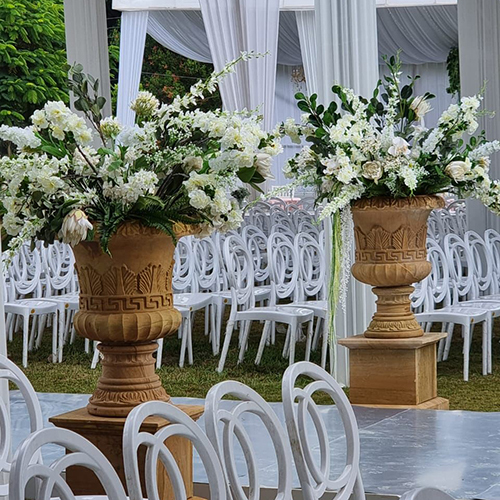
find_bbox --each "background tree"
[0,0,69,127]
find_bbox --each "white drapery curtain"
[315,0,379,385]
[116,11,149,126]
[295,11,317,95]
[199,0,280,132]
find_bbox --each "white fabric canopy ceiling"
[113,0,456,11]
[144,7,457,67]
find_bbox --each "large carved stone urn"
[73,222,185,417]
[351,195,444,339]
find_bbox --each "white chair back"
[425,239,452,310]
[173,236,194,293]
[295,233,326,300]
[205,381,293,500]
[123,401,226,500]
[241,225,270,285]
[465,230,496,296]
[223,234,256,309]
[268,232,300,302]
[443,234,478,302]
[9,427,127,500]
[0,354,44,496]
[282,362,365,500]
[192,237,220,293]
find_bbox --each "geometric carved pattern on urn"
[351,195,445,339]
[73,222,185,417]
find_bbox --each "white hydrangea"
[0,125,41,150]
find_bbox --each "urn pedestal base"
[50,405,205,500]
[339,332,449,409]
[364,286,424,339]
[88,342,170,417]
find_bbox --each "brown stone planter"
[73,222,186,417]
[351,195,445,339]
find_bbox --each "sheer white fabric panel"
[295,11,318,94]
[315,0,379,384]
[378,5,457,64]
[272,65,307,188]
[278,12,303,66]
[116,11,149,126]
[459,0,500,234]
[147,11,211,63]
[239,0,280,130]
[199,0,246,112]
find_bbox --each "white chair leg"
[156,338,164,370]
[443,323,455,361]
[217,320,235,373]
[311,317,322,351]
[238,320,252,364]
[90,342,100,369]
[52,312,59,363]
[179,318,189,368]
[463,323,470,382]
[58,308,65,363]
[84,338,90,354]
[482,320,488,376]
[22,314,29,368]
[255,321,271,365]
[488,317,493,374]
[289,318,298,366]
[282,325,291,358]
[187,315,193,365]
[305,320,314,362]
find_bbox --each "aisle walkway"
[10,392,500,499]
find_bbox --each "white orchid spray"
[276,52,500,348]
[0,53,281,254]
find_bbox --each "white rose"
[445,160,471,182]
[410,97,432,122]
[388,137,410,157]
[183,156,203,172]
[362,161,383,184]
[188,189,210,210]
[59,209,93,246]
[254,153,274,180]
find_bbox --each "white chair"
[40,243,79,363]
[0,354,44,497]
[122,401,226,500]
[205,380,293,500]
[9,427,127,500]
[400,487,455,500]
[415,240,490,381]
[282,361,365,500]
[281,233,329,370]
[4,249,59,367]
[217,234,314,372]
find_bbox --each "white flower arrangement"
[275,53,500,339]
[0,54,281,253]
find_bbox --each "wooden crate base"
[339,333,448,409]
[50,404,204,500]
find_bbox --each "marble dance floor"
[10,391,500,500]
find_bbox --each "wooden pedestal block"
[50,405,204,500]
[339,332,449,409]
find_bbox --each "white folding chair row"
[427,201,467,243]
[217,233,314,372]
[414,238,491,381]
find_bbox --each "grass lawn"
[7,314,500,411]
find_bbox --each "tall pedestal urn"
[72,222,183,417]
[339,195,449,410]
[351,195,445,339]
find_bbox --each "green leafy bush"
[0,0,69,127]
